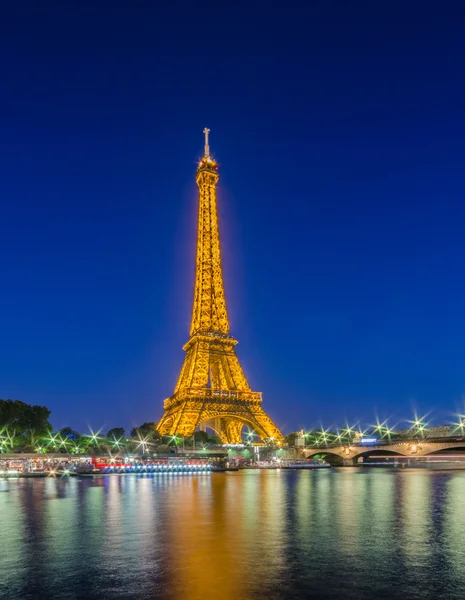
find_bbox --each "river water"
[1,468,465,600]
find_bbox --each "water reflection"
[1,470,465,600]
[401,471,432,567]
[164,474,248,600]
[0,481,25,597]
[445,475,465,587]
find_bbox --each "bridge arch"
[304,450,344,466]
[422,444,465,456]
[352,448,408,462]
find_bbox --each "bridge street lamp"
[383,427,393,441]
[334,430,344,444]
[373,421,393,441]
[319,429,329,445]
[412,420,427,438]
[342,425,356,442]
[456,417,465,434]
[374,422,386,435]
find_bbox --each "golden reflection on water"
[164,473,247,600]
[295,469,312,544]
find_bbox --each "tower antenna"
[203,127,210,157]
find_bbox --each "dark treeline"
[0,399,220,454]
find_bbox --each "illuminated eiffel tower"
[157,129,283,444]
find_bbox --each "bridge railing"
[309,435,465,449]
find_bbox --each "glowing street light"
[453,416,465,434]
[87,428,102,445]
[335,431,343,443]
[374,422,385,434]
[342,425,355,438]
[59,436,68,448]
[48,434,58,447]
[384,427,394,440]
[409,414,429,438]
[357,427,368,439]
[413,420,426,435]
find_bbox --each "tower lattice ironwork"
[157,129,283,444]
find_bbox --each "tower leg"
[225,420,244,444]
[248,407,282,441]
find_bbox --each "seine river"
[1,469,465,600]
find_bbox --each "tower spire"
[203,127,210,158]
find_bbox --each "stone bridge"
[303,437,465,466]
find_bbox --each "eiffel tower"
[157,129,283,444]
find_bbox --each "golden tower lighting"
[156,129,283,444]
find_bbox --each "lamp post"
[413,419,427,439]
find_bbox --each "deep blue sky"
[1,2,465,434]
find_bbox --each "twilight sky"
[1,2,465,434]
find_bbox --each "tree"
[284,432,299,447]
[207,433,222,445]
[193,431,209,444]
[130,422,161,442]
[0,399,51,447]
[59,427,81,441]
[107,427,125,440]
